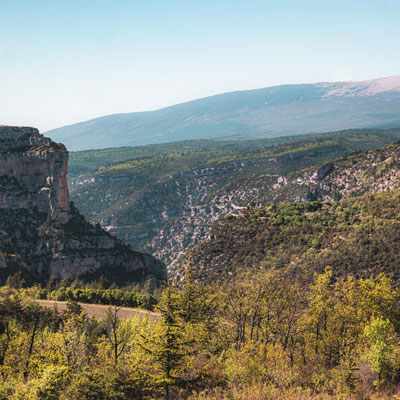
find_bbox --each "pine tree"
[180,254,198,324]
[139,282,187,400]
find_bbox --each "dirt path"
[36,299,159,320]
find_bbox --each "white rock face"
[322,76,400,97]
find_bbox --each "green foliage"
[3,266,400,398]
[364,317,400,386]
[5,272,26,289]
[69,128,400,252]
[139,283,189,399]
[61,369,139,400]
[13,366,71,400]
[192,189,400,284]
[36,286,157,310]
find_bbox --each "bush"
[13,366,71,400]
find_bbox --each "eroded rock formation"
[0,126,165,284]
[0,126,70,222]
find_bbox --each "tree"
[5,271,26,289]
[103,306,132,365]
[364,317,399,386]
[139,283,188,400]
[58,305,94,371]
[0,296,23,365]
[21,302,50,380]
[179,255,217,329]
[302,266,336,367]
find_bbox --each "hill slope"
[156,135,400,271]
[47,76,400,151]
[190,190,400,284]
[67,128,400,270]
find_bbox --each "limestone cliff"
[0,126,70,222]
[0,126,165,284]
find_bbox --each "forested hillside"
[68,128,400,270]
[191,190,400,283]
[68,133,349,178]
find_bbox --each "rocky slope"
[68,129,400,273]
[149,132,400,269]
[264,144,400,204]
[74,155,302,250]
[0,126,165,285]
[185,142,400,281]
[152,140,400,274]
[47,76,400,150]
[189,190,400,284]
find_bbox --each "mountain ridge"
[46,75,400,151]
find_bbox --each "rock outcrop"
[151,143,400,272]
[0,126,165,284]
[0,126,70,222]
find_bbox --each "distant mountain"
[46,76,400,151]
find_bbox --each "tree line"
[1,263,400,399]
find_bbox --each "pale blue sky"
[1,0,399,131]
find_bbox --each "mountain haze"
[47,76,400,151]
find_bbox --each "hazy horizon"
[45,74,400,132]
[1,0,400,131]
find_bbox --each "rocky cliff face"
[0,126,70,222]
[0,126,165,284]
[264,144,400,204]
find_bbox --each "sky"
[0,0,399,132]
